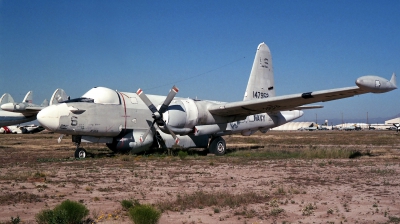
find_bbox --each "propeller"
[393,123,400,133]
[136,86,180,144]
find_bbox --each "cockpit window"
[60,97,94,103]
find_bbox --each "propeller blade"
[137,85,180,145]
[140,120,156,143]
[159,120,180,145]
[159,86,179,114]
[136,88,158,114]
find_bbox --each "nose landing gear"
[72,135,87,159]
[74,147,87,159]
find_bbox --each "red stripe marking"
[3,126,10,133]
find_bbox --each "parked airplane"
[389,123,400,132]
[0,124,44,134]
[22,124,45,134]
[36,42,397,158]
[0,89,68,126]
[299,123,318,131]
[343,124,362,131]
[0,125,24,134]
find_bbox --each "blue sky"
[1,0,399,123]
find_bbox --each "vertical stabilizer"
[243,42,275,101]
[23,91,33,103]
[50,89,69,105]
[0,93,14,105]
[41,99,49,107]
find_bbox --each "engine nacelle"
[162,99,200,135]
[160,99,244,135]
[1,102,26,111]
[106,131,153,154]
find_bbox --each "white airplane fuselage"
[38,88,303,153]
[36,42,396,157]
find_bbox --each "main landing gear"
[209,136,226,156]
[72,135,87,159]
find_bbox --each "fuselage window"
[60,97,94,103]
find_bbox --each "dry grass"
[157,190,272,211]
[0,130,400,223]
[0,192,42,205]
[226,130,399,146]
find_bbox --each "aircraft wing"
[23,105,47,112]
[208,74,397,117]
[0,103,44,114]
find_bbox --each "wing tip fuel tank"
[356,73,397,93]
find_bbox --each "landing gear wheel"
[209,137,226,156]
[74,148,87,159]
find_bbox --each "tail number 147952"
[253,91,269,99]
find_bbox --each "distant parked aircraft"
[0,89,68,126]
[299,123,318,131]
[387,123,400,132]
[0,124,44,134]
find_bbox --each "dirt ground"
[1,131,400,224]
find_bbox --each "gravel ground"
[0,131,400,223]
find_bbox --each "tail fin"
[0,93,14,105]
[390,72,397,88]
[243,42,275,101]
[50,89,69,105]
[23,91,33,103]
[41,99,49,107]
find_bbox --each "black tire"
[74,148,87,159]
[106,142,119,153]
[209,137,226,156]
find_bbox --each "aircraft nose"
[37,105,60,131]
